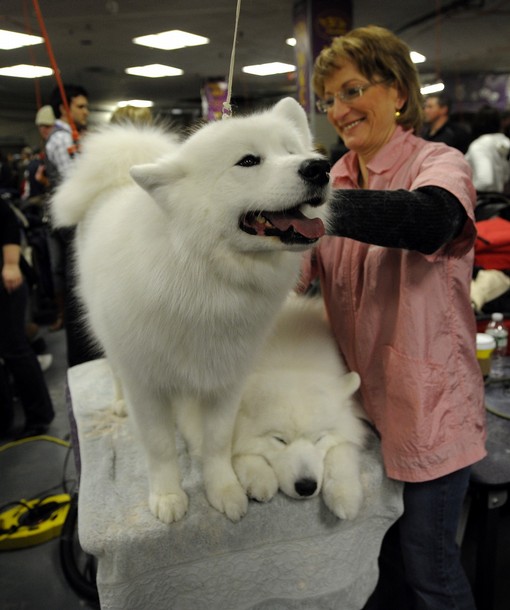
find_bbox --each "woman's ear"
[395,87,408,113]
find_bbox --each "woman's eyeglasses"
[315,82,379,113]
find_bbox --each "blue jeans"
[363,466,475,610]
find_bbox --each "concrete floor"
[0,324,509,610]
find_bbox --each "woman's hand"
[2,262,23,293]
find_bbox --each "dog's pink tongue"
[264,210,325,238]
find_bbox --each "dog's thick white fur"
[233,295,368,520]
[51,98,330,523]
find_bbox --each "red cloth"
[475,216,510,270]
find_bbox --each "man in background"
[421,93,472,153]
[45,84,101,367]
[45,84,89,184]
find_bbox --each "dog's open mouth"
[240,205,325,244]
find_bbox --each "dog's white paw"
[149,490,189,523]
[322,481,363,520]
[245,473,278,503]
[234,456,278,502]
[206,481,248,522]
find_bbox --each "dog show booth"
[70,359,404,610]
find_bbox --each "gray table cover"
[69,359,403,610]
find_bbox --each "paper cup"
[476,333,496,377]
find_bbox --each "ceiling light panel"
[117,99,154,107]
[0,64,53,78]
[125,64,184,78]
[420,82,445,95]
[410,51,426,64]
[133,30,209,50]
[0,29,43,50]
[242,62,296,76]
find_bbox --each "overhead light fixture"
[242,62,296,76]
[0,64,53,78]
[410,51,426,64]
[125,64,184,78]
[117,99,154,108]
[133,29,209,50]
[0,29,43,50]
[286,37,297,47]
[420,82,445,95]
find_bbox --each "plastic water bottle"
[485,312,508,378]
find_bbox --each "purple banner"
[201,78,228,122]
[293,0,352,113]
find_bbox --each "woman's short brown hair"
[313,25,423,133]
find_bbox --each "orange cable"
[31,0,80,144]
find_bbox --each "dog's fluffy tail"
[51,124,180,227]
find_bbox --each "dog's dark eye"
[273,435,287,445]
[236,154,261,167]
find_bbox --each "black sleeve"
[326,186,468,255]
[0,199,21,247]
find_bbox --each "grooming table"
[69,359,403,610]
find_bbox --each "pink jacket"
[302,127,486,482]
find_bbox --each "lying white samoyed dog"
[233,295,368,520]
[51,98,330,523]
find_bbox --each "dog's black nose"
[298,159,330,186]
[295,478,318,497]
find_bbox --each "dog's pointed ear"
[130,158,185,194]
[272,97,312,145]
[340,371,361,397]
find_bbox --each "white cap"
[35,105,56,126]
[476,333,496,349]
[491,312,504,321]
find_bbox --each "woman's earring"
[395,110,401,118]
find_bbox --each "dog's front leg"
[322,442,363,520]
[123,382,188,523]
[201,389,248,521]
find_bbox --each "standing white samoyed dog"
[51,98,330,523]
[233,295,368,520]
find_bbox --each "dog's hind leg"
[123,382,188,523]
[200,389,248,521]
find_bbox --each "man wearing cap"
[35,105,55,144]
[23,105,56,203]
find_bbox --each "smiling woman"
[300,25,485,610]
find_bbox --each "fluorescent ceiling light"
[0,64,53,78]
[125,64,183,78]
[286,37,297,47]
[410,51,426,64]
[242,62,296,76]
[420,82,445,95]
[117,99,154,108]
[0,29,43,50]
[133,29,209,50]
